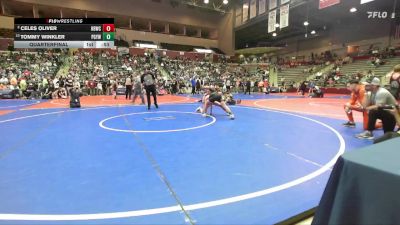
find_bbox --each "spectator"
[356,78,398,139]
[191,77,196,95]
[88,79,97,96]
[42,83,54,99]
[389,64,400,100]
[245,79,251,95]
[125,75,132,99]
[96,82,103,95]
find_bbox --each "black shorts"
[209,93,222,103]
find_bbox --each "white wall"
[116,28,218,49]
[13,0,222,29]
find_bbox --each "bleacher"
[277,65,315,85]
[339,57,400,81]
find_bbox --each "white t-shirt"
[125,77,132,86]
[0,77,8,84]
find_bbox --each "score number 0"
[102,24,115,32]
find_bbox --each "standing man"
[245,79,251,95]
[69,85,82,108]
[389,64,400,100]
[125,74,132,100]
[191,77,196,95]
[342,80,368,129]
[132,75,145,105]
[195,79,201,94]
[141,70,158,110]
[226,79,231,92]
[308,80,315,95]
[356,78,398,139]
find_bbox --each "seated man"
[58,87,68,99]
[356,78,398,139]
[224,91,241,105]
[343,80,368,128]
[309,86,324,98]
[42,84,54,99]
[196,86,235,120]
[69,85,82,108]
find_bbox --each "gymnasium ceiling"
[235,0,399,49]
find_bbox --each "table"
[312,138,400,225]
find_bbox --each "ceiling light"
[194,48,214,53]
[311,30,316,35]
[350,7,357,13]
[223,0,228,4]
[361,0,374,4]
[272,32,277,37]
[204,0,209,4]
[303,21,309,26]
[275,23,280,28]
[136,43,158,49]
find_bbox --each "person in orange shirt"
[343,80,368,129]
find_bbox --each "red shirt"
[88,80,96,89]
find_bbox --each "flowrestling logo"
[367,11,395,19]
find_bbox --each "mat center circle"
[98,111,216,133]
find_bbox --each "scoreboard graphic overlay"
[14,18,115,49]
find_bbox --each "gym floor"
[0,93,377,225]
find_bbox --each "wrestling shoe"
[202,113,207,117]
[195,106,202,113]
[355,130,374,139]
[342,121,356,127]
[229,114,235,120]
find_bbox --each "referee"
[141,69,158,110]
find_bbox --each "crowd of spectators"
[158,55,274,94]
[0,50,162,99]
[1,45,399,99]
[0,50,62,98]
